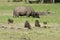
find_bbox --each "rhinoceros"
[13,6,39,18]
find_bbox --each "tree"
[41,0,44,3]
[53,0,55,3]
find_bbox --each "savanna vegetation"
[0,2,60,40]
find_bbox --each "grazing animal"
[32,12,40,18]
[35,20,40,27]
[8,19,13,24]
[13,6,40,18]
[24,21,31,29]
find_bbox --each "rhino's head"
[31,12,40,18]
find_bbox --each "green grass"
[0,27,60,40]
[0,3,60,23]
[0,2,60,40]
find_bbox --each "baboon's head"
[35,20,40,27]
[24,20,31,29]
[8,19,13,24]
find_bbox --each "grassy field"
[0,2,60,23]
[0,2,60,40]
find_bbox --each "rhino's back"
[14,7,27,13]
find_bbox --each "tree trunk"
[41,0,44,3]
[53,0,55,3]
[25,0,29,3]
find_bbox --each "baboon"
[43,26,47,28]
[24,21,31,29]
[8,19,13,24]
[43,21,47,28]
[35,20,40,27]
[43,21,47,25]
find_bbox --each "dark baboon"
[24,21,31,29]
[43,21,47,25]
[8,19,13,24]
[43,26,47,28]
[35,20,40,27]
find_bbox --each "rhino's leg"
[13,10,16,17]
[13,14,16,18]
[13,14,18,18]
[13,13,16,17]
[16,13,19,17]
[26,12,31,17]
[13,10,19,18]
[13,13,19,18]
